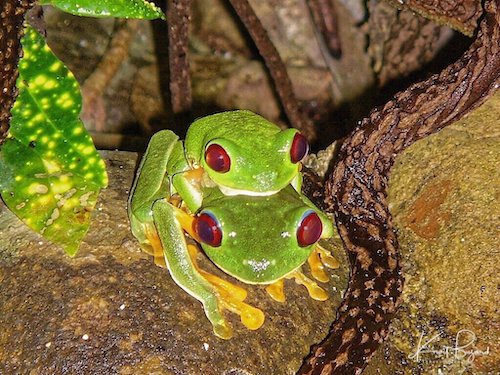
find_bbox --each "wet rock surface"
[0,151,348,375]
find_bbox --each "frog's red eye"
[205,144,230,173]
[290,133,309,163]
[194,212,222,247]
[297,211,322,247]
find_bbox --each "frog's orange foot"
[141,225,167,268]
[265,269,328,302]
[213,276,265,331]
[265,279,286,302]
[187,245,265,332]
[308,245,339,283]
[287,269,329,301]
[265,246,339,302]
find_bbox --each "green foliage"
[40,0,165,19]
[0,26,108,256]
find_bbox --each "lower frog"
[129,130,338,338]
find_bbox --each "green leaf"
[0,25,108,256]
[40,0,165,20]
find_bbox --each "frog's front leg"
[152,199,264,339]
[128,130,182,251]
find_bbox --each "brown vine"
[385,0,482,36]
[0,0,33,144]
[226,0,317,141]
[306,0,342,58]
[167,0,193,114]
[298,0,500,374]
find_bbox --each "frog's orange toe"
[308,248,329,283]
[240,305,265,330]
[265,279,286,302]
[317,245,340,269]
[288,269,329,301]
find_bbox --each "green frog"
[128,111,337,338]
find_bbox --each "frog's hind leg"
[152,199,264,338]
[128,129,183,268]
[152,199,232,339]
[186,245,265,331]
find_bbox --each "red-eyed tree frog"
[128,111,338,338]
[172,110,308,209]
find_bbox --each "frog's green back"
[185,110,281,158]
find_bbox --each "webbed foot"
[265,245,339,302]
[265,279,285,302]
[187,245,265,332]
[307,245,339,283]
[287,269,329,301]
[264,270,328,302]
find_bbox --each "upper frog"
[184,110,308,196]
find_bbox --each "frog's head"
[201,128,308,195]
[186,111,309,195]
[191,188,333,284]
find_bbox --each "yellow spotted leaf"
[39,0,165,20]
[0,25,108,256]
